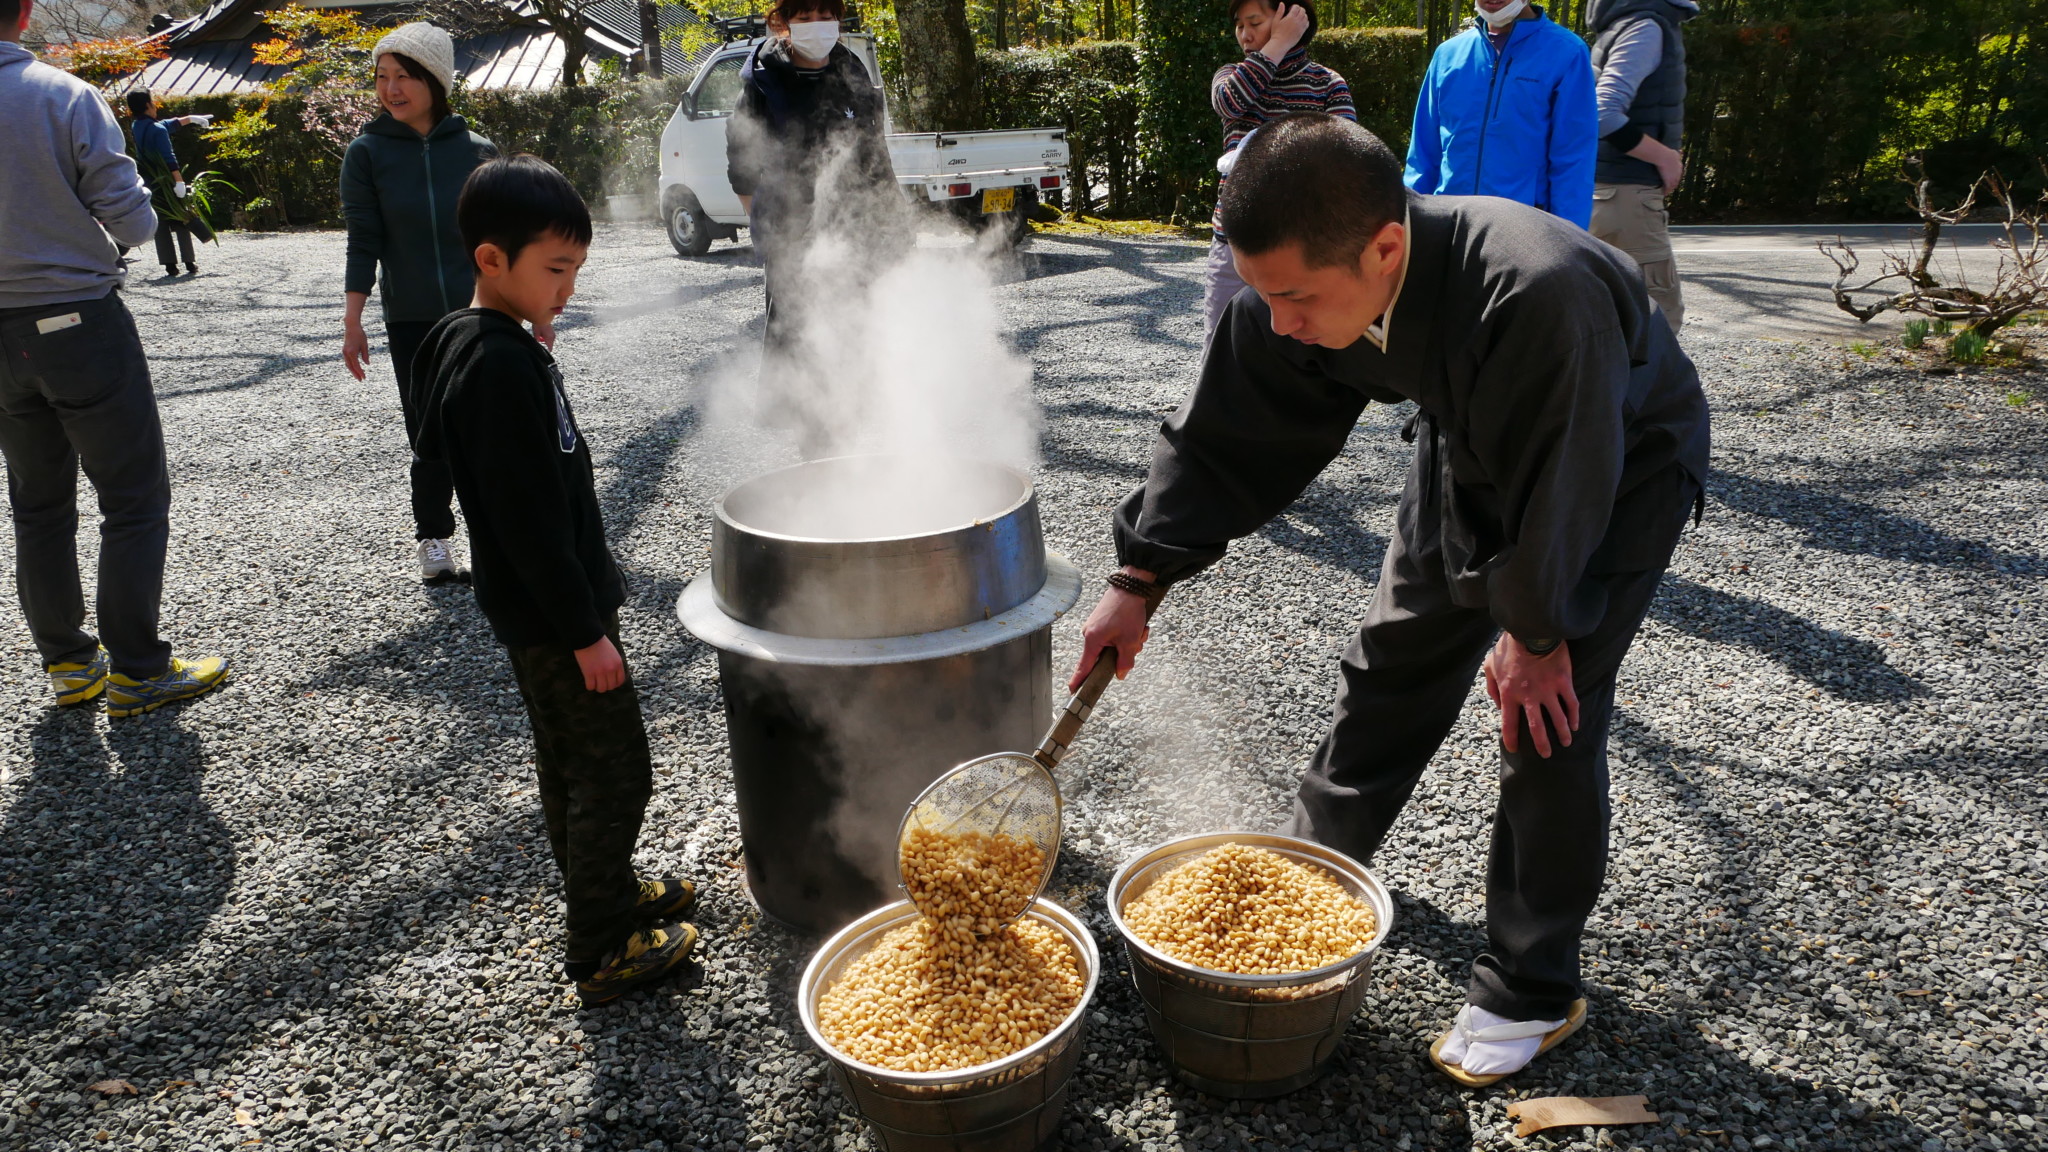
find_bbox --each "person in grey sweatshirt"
[0,0,229,715]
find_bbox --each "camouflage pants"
[505,618,654,965]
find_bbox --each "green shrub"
[1902,317,1929,348]
[1134,0,1237,222]
[980,42,1142,215]
[1951,329,1989,363]
[135,79,692,227]
[1310,27,1429,160]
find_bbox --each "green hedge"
[1312,27,1429,160]
[1681,16,2046,220]
[1135,0,1237,221]
[1680,17,1910,220]
[142,78,692,227]
[979,42,1142,215]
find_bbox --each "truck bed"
[886,128,1070,182]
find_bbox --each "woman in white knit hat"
[339,21,532,585]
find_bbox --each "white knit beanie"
[373,22,457,97]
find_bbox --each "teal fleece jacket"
[339,113,498,323]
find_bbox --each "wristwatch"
[1520,636,1562,657]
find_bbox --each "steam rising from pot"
[695,131,1042,505]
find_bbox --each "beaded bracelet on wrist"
[1106,571,1167,619]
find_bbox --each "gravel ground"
[1,223,2044,1152]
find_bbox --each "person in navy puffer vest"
[1587,0,1696,333]
[1403,1,1597,228]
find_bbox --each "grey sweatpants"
[1285,448,1688,1021]
[1202,236,1248,337]
[0,290,172,679]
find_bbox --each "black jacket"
[411,309,626,650]
[725,37,894,240]
[1115,193,1710,644]
[340,114,499,323]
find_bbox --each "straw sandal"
[1428,998,1588,1089]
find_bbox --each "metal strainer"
[897,650,1119,930]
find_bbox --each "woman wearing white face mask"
[725,0,896,387]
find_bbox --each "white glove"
[173,181,189,199]
[184,114,214,128]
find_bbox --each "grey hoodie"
[0,41,157,309]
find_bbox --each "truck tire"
[665,191,714,258]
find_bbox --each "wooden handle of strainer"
[1034,648,1116,771]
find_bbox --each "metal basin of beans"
[800,831,1097,1151]
[1107,832,1395,1099]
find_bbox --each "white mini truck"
[657,23,1071,256]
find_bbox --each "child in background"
[1206,0,1354,335]
[410,155,699,1006]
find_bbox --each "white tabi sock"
[1438,1005,1567,1076]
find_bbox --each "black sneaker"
[576,922,697,1006]
[635,876,697,922]
[185,263,198,276]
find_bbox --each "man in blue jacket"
[1404,1,1598,228]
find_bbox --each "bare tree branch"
[1823,161,2048,341]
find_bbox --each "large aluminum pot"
[679,456,1079,933]
[1106,832,1394,1099]
[799,899,1099,1152]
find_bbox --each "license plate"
[981,187,1016,214]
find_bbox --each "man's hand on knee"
[1482,635,1579,758]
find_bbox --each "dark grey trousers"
[386,320,457,541]
[1286,470,1684,1021]
[152,220,195,273]
[504,616,654,965]
[0,290,172,679]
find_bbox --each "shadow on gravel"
[1711,471,2044,576]
[1258,480,1392,584]
[0,709,234,1022]
[590,272,761,325]
[1008,235,1203,354]
[569,920,831,1152]
[1651,575,1926,702]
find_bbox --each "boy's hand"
[575,635,626,693]
[532,318,556,350]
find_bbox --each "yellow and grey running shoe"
[106,655,230,718]
[48,647,110,706]
[576,922,698,1006]
[634,877,698,923]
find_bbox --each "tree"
[528,0,601,86]
[42,35,165,83]
[894,0,981,131]
[26,0,156,48]
[1822,163,2048,341]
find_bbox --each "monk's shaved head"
[1220,113,1406,271]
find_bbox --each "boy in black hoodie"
[412,155,698,1006]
